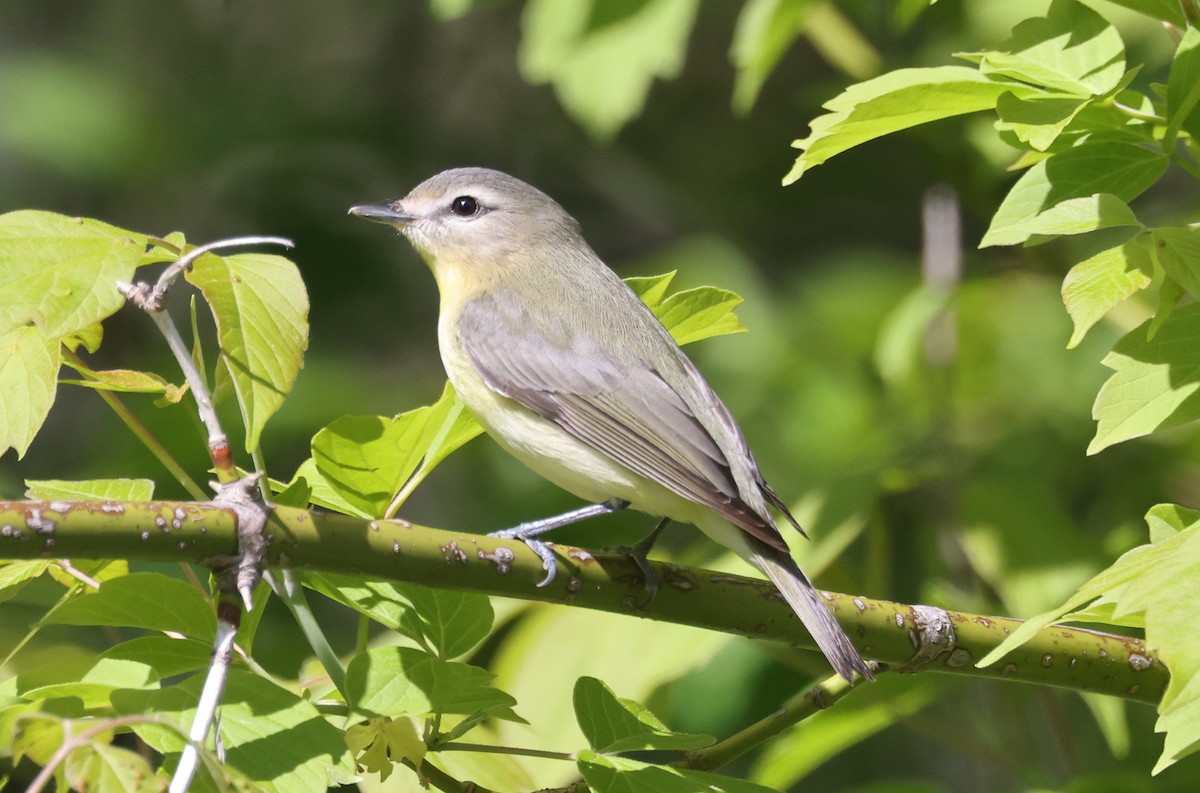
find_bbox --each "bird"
[350,167,872,683]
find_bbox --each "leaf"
[16,657,158,707]
[785,66,1032,183]
[973,0,1125,96]
[1061,235,1153,349]
[44,572,216,641]
[112,671,355,791]
[59,366,185,402]
[346,716,425,782]
[100,636,212,678]
[1101,0,1185,25]
[311,382,482,518]
[1152,227,1200,299]
[345,646,519,724]
[627,272,747,345]
[578,751,779,793]
[1022,193,1140,241]
[65,743,162,793]
[1089,305,1200,453]
[306,573,493,659]
[185,251,309,452]
[519,0,701,140]
[981,141,1167,248]
[993,92,1089,152]
[1166,26,1200,145]
[0,324,59,458]
[574,676,712,753]
[24,478,154,501]
[730,0,813,114]
[0,210,148,339]
[0,560,50,603]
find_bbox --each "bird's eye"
[450,195,480,217]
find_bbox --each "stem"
[437,741,576,761]
[61,348,207,500]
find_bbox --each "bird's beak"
[349,202,416,226]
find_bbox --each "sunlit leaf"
[575,676,712,753]
[24,478,154,501]
[1061,235,1153,349]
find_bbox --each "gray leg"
[622,517,672,604]
[490,499,629,587]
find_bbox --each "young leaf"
[0,325,59,458]
[24,478,154,501]
[1166,26,1200,145]
[574,676,713,753]
[44,572,216,641]
[185,251,309,452]
[1089,305,1200,453]
[1061,235,1153,349]
[981,141,1167,247]
[519,0,700,140]
[785,66,1032,183]
[345,646,519,723]
[578,751,779,793]
[974,0,1125,96]
[59,366,185,402]
[0,211,148,339]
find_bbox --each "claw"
[488,528,560,587]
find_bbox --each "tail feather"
[752,546,873,683]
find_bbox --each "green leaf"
[973,0,1125,96]
[1061,235,1153,349]
[0,210,148,339]
[574,676,712,753]
[1089,305,1200,453]
[24,478,154,501]
[993,92,1089,151]
[627,271,747,345]
[64,743,161,793]
[306,573,493,659]
[346,715,425,782]
[1022,193,1140,241]
[1152,227,1200,299]
[1166,26,1200,145]
[113,671,355,791]
[785,66,1031,183]
[0,324,59,458]
[730,0,813,115]
[44,572,216,641]
[981,141,1167,248]
[578,751,778,793]
[0,560,50,603]
[100,636,212,678]
[59,366,185,402]
[310,382,483,518]
[16,657,158,707]
[185,251,309,452]
[1101,0,1185,25]
[345,646,519,723]
[519,0,700,140]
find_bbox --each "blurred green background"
[2,1,1197,790]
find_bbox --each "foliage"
[2,0,1200,792]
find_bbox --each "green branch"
[0,500,1168,705]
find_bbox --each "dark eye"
[450,195,479,217]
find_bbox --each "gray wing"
[457,289,791,552]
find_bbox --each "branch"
[0,500,1167,705]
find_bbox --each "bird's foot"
[489,526,559,587]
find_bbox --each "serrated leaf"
[1166,26,1200,145]
[1089,305,1200,453]
[574,676,712,753]
[730,0,813,114]
[345,646,519,724]
[1061,236,1153,348]
[185,251,309,452]
[786,66,1032,183]
[113,671,355,790]
[45,572,216,641]
[994,92,1089,151]
[0,210,148,339]
[0,324,59,458]
[981,142,1167,248]
[579,751,779,793]
[311,382,482,518]
[975,0,1125,96]
[24,478,154,501]
[519,0,700,140]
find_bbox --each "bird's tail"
[752,545,874,683]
